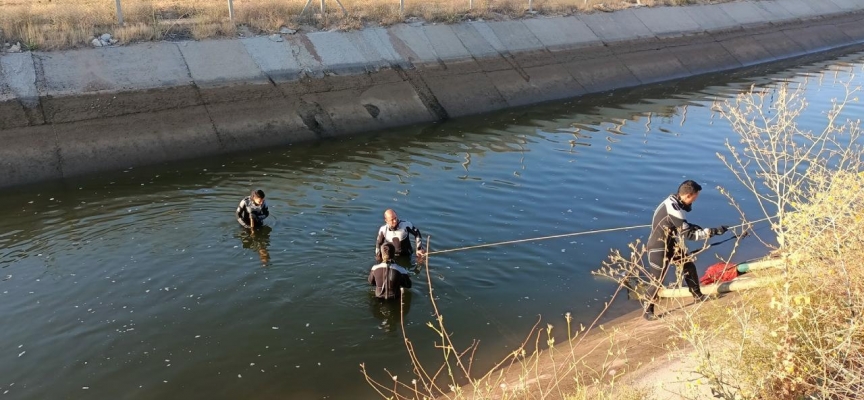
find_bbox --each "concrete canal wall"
[2,0,864,187]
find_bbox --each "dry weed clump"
[594,69,864,400]
[1,0,725,51]
[675,74,864,399]
[667,169,864,400]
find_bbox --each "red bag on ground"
[700,262,739,285]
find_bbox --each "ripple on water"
[2,51,863,400]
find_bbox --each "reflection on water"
[237,226,272,266]
[1,51,863,399]
[369,291,414,333]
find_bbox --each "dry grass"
[694,75,864,400]
[1,0,722,51]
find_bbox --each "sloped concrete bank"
[2,0,864,188]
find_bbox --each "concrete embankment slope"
[2,0,864,187]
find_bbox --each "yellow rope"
[427,224,650,255]
[426,215,777,256]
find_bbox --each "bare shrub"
[685,71,863,399]
[594,65,864,400]
[717,78,864,247]
[361,239,652,399]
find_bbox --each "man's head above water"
[677,180,702,206]
[251,189,266,206]
[384,209,399,229]
[379,243,395,262]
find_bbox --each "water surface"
[2,51,863,399]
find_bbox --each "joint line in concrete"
[392,65,449,121]
[173,42,224,148]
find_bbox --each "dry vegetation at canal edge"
[0,0,723,51]
[362,72,864,398]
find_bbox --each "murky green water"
[2,51,863,399]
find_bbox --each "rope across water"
[426,216,775,256]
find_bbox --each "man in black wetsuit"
[369,243,412,300]
[643,180,728,321]
[236,189,269,229]
[374,209,425,262]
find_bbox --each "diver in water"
[236,189,269,229]
[369,243,412,300]
[374,209,425,264]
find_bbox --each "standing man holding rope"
[375,209,426,263]
[643,180,729,321]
